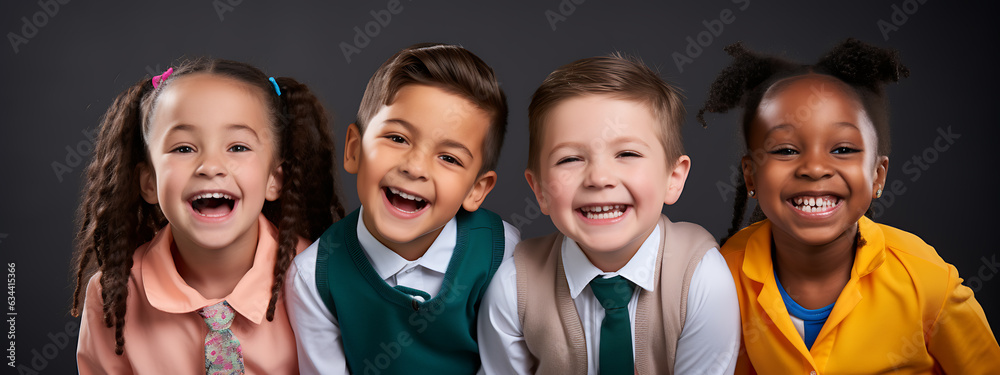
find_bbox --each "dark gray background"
[2,0,997,372]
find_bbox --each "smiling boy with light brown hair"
[478,54,740,375]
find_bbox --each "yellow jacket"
[721,216,999,374]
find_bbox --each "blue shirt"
[775,274,834,350]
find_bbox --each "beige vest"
[514,215,717,375]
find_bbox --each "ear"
[462,170,498,212]
[741,155,756,199]
[265,165,284,201]
[872,155,889,198]
[344,123,362,174]
[663,155,692,205]
[138,162,158,204]
[524,169,550,215]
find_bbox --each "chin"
[789,228,852,247]
[574,235,629,254]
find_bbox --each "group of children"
[71,39,999,374]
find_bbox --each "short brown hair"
[527,54,686,173]
[356,43,508,174]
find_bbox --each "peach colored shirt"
[77,214,306,375]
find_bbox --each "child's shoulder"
[662,219,718,246]
[719,220,768,262]
[512,231,562,260]
[873,220,949,270]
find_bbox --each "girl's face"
[742,75,888,247]
[139,73,282,252]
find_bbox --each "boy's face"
[526,95,690,271]
[345,84,497,258]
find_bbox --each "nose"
[796,148,833,180]
[196,150,227,178]
[584,159,617,189]
[399,149,429,181]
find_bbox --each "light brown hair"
[355,43,508,174]
[527,54,687,173]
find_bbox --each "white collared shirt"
[477,224,741,375]
[286,207,521,375]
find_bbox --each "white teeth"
[791,195,840,212]
[584,210,624,220]
[389,187,424,202]
[192,192,233,201]
[580,205,626,219]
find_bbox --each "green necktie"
[589,275,636,375]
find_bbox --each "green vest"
[315,208,505,375]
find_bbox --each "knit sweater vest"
[315,208,505,375]
[514,215,716,375]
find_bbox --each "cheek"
[758,159,795,184]
[543,169,577,205]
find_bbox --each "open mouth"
[189,192,236,218]
[789,195,841,213]
[578,204,628,220]
[384,187,428,213]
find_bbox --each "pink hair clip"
[151,67,174,89]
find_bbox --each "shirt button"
[410,295,425,310]
[810,371,817,375]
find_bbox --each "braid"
[73,58,347,354]
[71,78,165,355]
[698,42,796,239]
[262,77,344,321]
[696,42,797,130]
[722,178,749,245]
[699,39,908,237]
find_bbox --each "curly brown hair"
[696,38,909,244]
[70,58,346,355]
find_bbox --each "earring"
[748,190,756,198]
[875,188,882,198]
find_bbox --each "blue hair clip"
[268,77,281,96]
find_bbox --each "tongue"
[193,198,233,217]
[389,193,420,212]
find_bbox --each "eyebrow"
[385,118,475,159]
[833,121,859,130]
[765,122,859,137]
[165,123,260,141]
[550,136,651,152]
[764,124,795,137]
